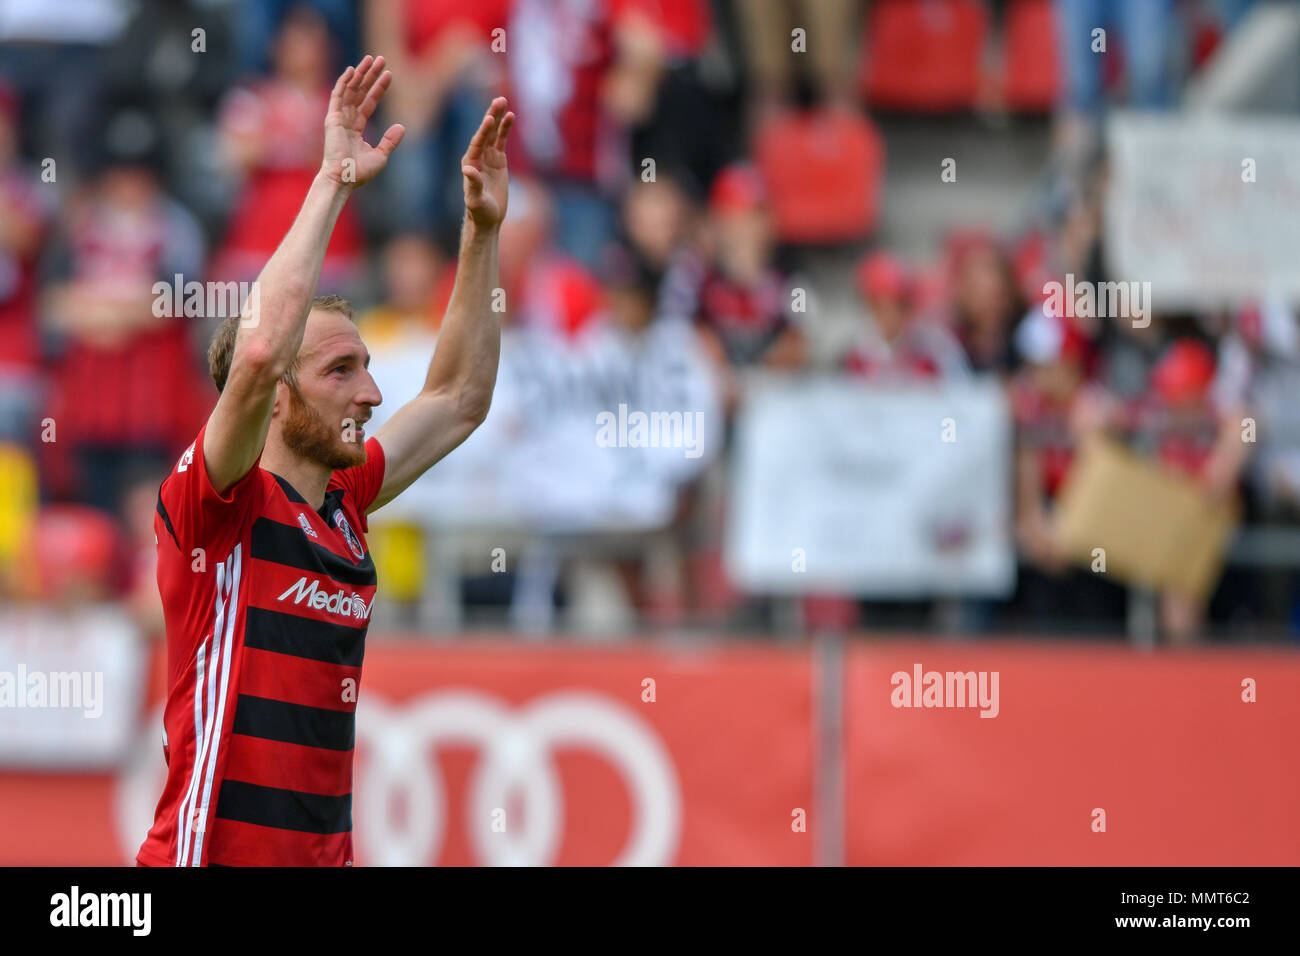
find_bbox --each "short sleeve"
[156,421,266,552]
[326,436,386,531]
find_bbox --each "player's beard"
[282,383,367,471]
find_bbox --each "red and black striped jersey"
[136,421,385,867]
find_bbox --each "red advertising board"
[2,637,1298,865]
[0,639,816,866]
[844,641,1300,865]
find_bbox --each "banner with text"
[726,378,1015,596]
[364,322,722,534]
[1106,113,1300,308]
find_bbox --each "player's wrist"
[315,162,358,195]
[462,212,500,243]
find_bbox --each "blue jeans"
[1056,0,1177,112]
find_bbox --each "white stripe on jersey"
[175,635,208,865]
[191,544,241,865]
[178,559,224,865]
[176,547,237,865]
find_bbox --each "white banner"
[725,377,1015,596]
[0,606,146,767]
[1106,113,1300,308]
[365,320,723,533]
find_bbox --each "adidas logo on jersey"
[277,576,370,620]
[297,512,319,538]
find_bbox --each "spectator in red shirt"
[807,249,969,638]
[691,163,806,413]
[364,0,508,242]
[39,147,210,516]
[1010,306,1091,572]
[0,82,53,446]
[1008,304,1128,631]
[1143,338,1250,642]
[1093,336,1248,490]
[1075,337,1252,643]
[212,5,363,290]
[507,0,672,272]
[1136,339,1233,477]
[844,251,969,382]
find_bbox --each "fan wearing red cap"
[693,163,806,411]
[1148,339,1249,644]
[1109,337,1250,644]
[844,251,968,382]
[708,162,767,216]
[1132,338,1231,481]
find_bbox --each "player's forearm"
[421,214,501,421]
[237,171,354,380]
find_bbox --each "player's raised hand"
[461,97,513,230]
[321,54,405,188]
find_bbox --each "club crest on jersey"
[297,512,318,538]
[177,442,195,474]
[333,508,365,559]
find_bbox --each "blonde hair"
[207,294,354,393]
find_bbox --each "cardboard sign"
[1052,438,1238,598]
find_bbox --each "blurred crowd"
[0,0,1295,644]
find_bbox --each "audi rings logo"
[116,690,682,866]
[356,691,682,866]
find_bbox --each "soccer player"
[135,55,512,866]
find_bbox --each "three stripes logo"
[176,544,241,865]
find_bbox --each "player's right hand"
[321,54,405,189]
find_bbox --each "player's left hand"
[461,97,513,231]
